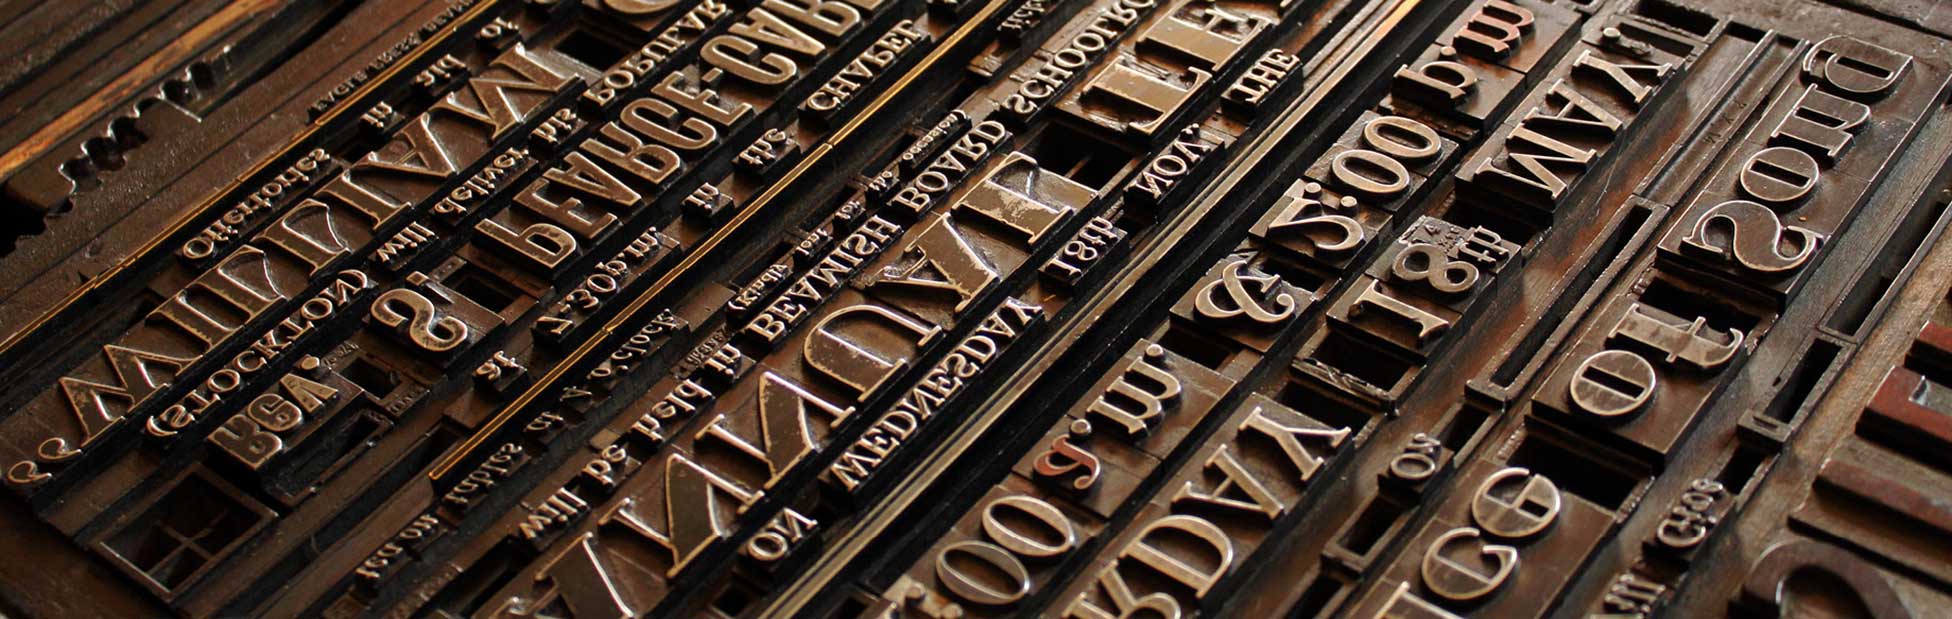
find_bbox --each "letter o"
[935,540,1031,606]
[981,495,1077,559]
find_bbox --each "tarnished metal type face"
[1,0,1951,617]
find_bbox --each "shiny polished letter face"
[0,1,1950,618]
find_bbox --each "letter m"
[59,344,196,446]
[434,43,583,136]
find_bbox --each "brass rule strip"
[0,0,285,180]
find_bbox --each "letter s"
[373,288,469,353]
[1681,199,1823,274]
